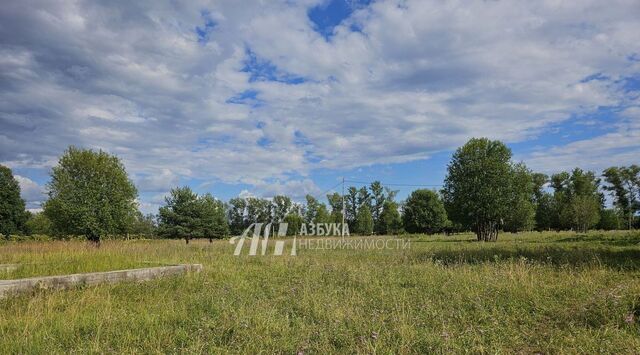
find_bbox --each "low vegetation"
[1,231,639,353]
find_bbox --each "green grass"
[1,231,640,353]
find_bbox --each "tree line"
[0,140,638,243]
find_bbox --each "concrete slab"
[0,264,202,299]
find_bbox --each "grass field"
[1,231,640,353]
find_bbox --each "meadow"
[1,231,639,353]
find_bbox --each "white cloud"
[0,0,638,210]
[14,175,46,209]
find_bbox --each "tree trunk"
[475,221,498,242]
[185,237,190,244]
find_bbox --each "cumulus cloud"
[0,0,639,211]
[14,175,46,210]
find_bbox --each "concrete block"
[0,264,203,299]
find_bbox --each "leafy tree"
[272,195,292,223]
[535,192,556,231]
[25,212,52,236]
[551,168,603,232]
[598,209,621,230]
[357,187,371,212]
[315,204,331,224]
[442,138,514,241]
[158,188,228,243]
[227,197,247,235]
[355,205,373,235]
[369,181,385,228]
[570,195,601,233]
[198,194,229,242]
[158,187,199,243]
[326,192,343,223]
[283,213,303,236]
[345,187,359,228]
[402,189,448,234]
[43,147,137,243]
[503,163,536,233]
[0,165,28,237]
[246,197,271,224]
[304,195,321,224]
[128,211,156,238]
[602,165,640,229]
[378,200,402,235]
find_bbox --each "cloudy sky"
[1,0,639,212]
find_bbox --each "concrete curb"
[0,264,203,299]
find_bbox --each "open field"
[1,231,640,353]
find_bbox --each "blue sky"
[0,0,639,212]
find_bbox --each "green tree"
[0,165,28,237]
[227,197,247,235]
[378,200,402,235]
[283,213,303,236]
[503,163,536,233]
[551,168,603,232]
[304,195,320,224]
[272,195,292,223]
[157,186,199,243]
[198,194,229,242]
[602,165,640,229]
[246,197,271,224]
[598,209,621,230]
[345,187,359,229]
[535,192,556,231]
[402,189,448,234]
[128,211,156,238]
[355,205,373,235]
[25,212,52,236]
[369,181,385,229]
[43,147,137,243]
[570,195,601,233]
[326,192,343,224]
[442,138,514,241]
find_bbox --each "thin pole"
[341,176,345,238]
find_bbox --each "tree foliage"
[0,165,28,237]
[158,187,228,243]
[602,165,640,229]
[402,189,448,234]
[442,138,516,241]
[43,147,137,243]
[355,205,373,235]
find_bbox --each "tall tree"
[198,193,229,242]
[227,197,247,235]
[157,186,199,243]
[442,138,515,241]
[551,168,602,232]
[345,187,359,228]
[378,200,402,235]
[355,205,373,235]
[402,189,448,234]
[503,163,536,233]
[272,195,292,223]
[304,195,321,224]
[246,198,271,224]
[326,192,343,223]
[603,165,640,229]
[369,181,386,228]
[0,165,28,237]
[43,147,137,243]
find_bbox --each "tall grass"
[1,231,639,353]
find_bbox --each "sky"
[0,0,639,213]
